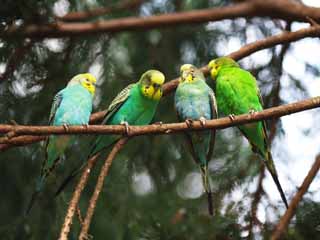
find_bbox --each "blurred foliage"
[0,0,319,239]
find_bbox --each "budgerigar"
[26,73,96,214]
[175,64,218,215]
[208,57,288,208]
[89,69,165,157]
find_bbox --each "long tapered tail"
[200,165,213,215]
[54,162,86,197]
[25,176,45,216]
[264,151,289,209]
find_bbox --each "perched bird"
[175,64,218,215]
[26,73,96,214]
[89,69,165,157]
[55,70,165,196]
[208,57,288,208]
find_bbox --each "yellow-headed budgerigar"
[89,69,165,156]
[26,73,96,214]
[175,64,218,215]
[208,57,288,208]
[55,70,165,196]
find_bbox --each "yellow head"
[139,70,165,101]
[208,57,239,80]
[68,73,97,95]
[179,63,203,83]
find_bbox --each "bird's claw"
[249,109,255,115]
[63,124,69,132]
[228,114,236,121]
[121,121,130,136]
[185,119,193,128]
[199,117,206,127]
[154,121,163,126]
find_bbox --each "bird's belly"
[176,97,211,120]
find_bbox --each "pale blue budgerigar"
[175,64,218,215]
[26,73,96,214]
[55,70,165,195]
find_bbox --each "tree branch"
[78,138,128,239]
[59,153,100,240]
[1,25,320,151]
[58,0,145,22]
[0,96,320,142]
[271,154,320,240]
[1,0,319,39]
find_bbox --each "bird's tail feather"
[264,151,289,209]
[200,165,213,215]
[54,161,86,197]
[25,176,45,216]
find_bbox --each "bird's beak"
[181,71,193,82]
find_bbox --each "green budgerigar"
[26,73,96,214]
[175,64,218,215]
[208,57,288,208]
[89,69,165,157]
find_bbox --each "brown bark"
[1,0,320,39]
[58,154,99,240]
[271,154,320,240]
[1,96,320,141]
[78,138,128,240]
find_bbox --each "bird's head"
[68,73,97,95]
[139,70,165,101]
[179,64,203,83]
[208,57,239,80]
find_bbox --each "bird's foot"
[82,123,89,130]
[228,114,236,121]
[63,124,69,132]
[120,121,130,136]
[153,121,163,126]
[185,119,194,128]
[199,117,206,127]
[249,109,255,115]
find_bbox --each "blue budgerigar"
[175,64,218,215]
[26,73,96,214]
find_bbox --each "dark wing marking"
[42,92,64,177]
[48,92,63,125]
[207,89,218,161]
[101,84,134,124]
[257,88,270,152]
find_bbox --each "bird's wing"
[101,84,135,124]
[207,89,218,161]
[44,91,64,155]
[41,91,64,179]
[48,91,64,125]
[256,88,270,152]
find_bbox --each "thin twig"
[271,154,320,240]
[78,138,128,240]
[59,153,99,240]
[248,165,265,239]
[76,205,84,226]
[0,40,34,82]
[2,0,320,38]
